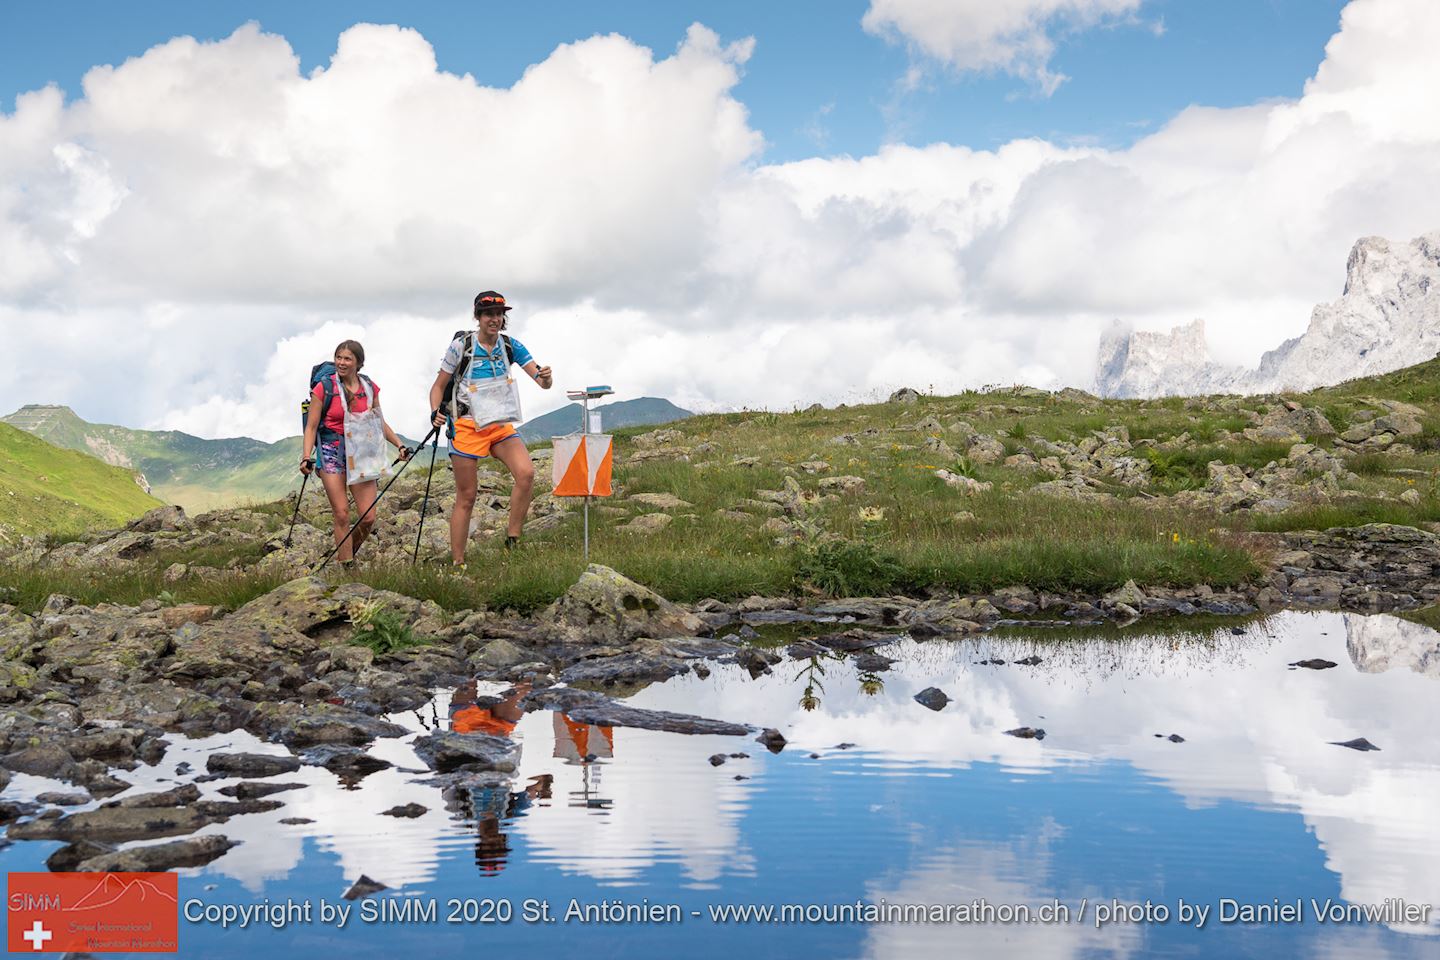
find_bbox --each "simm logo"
[8,871,179,953]
[9,893,62,910]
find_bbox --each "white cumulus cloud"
[861,0,1149,93]
[1,0,1439,441]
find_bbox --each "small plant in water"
[794,655,840,711]
[857,670,885,697]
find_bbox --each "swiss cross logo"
[7,872,179,953]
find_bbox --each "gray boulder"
[541,564,703,644]
[75,835,237,873]
[411,731,519,774]
[523,687,751,736]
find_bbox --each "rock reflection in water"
[1344,613,1440,677]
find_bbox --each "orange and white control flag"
[552,434,613,497]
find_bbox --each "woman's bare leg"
[490,437,535,539]
[450,455,479,563]
[348,479,379,555]
[320,471,353,561]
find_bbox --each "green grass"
[143,541,277,571]
[1244,497,1440,533]
[1398,605,1440,630]
[0,423,164,538]
[1,404,305,512]
[346,600,430,654]
[1304,355,1440,406]
[8,355,1440,612]
[0,563,290,614]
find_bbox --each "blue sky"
[1,0,1348,161]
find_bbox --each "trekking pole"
[284,466,312,548]
[314,423,441,573]
[412,427,443,564]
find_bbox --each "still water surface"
[3,609,1437,958]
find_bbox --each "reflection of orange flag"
[553,434,613,497]
[555,713,615,760]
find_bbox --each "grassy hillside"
[6,357,1437,616]
[3,405,296,511]
[0,423,164,539]
[455,355,1438,607]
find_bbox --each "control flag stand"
[552,386,615,561]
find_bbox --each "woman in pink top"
[300,340,410,564]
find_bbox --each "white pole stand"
[564,385,614,564]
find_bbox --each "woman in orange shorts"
[429,291,552,564]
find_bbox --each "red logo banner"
[7,872,179,953]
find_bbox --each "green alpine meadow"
[4,356,1437,620]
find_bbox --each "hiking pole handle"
[284,469,311,549]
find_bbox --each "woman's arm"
[301,391,323,473]
[522,360,554,389]
[429,370,452,425]
[380,418,407,453]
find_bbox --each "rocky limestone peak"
[1094,318,1241,399]
[1343,235,1394,296]
[1253,230,1440,392]
[1096,230,1440,398]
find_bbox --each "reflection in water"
[862,831,1144,960]
[1344,613,1440,677]
[445,680,615,870]
[793,652,888,712]
[619,611,1440,939]
[2,610,1437,957]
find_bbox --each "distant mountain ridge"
[4,397,694,511]
[518,397,693,443]
[3,405,303,512]
[1096,231,1440,398]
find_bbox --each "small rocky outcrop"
[74,835,239,873]
[206,753,303,778]
[756,729,787,752]
[8,803,223,843]
[411,731,520,774]
[541,564,703,644]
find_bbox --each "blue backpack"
[302,362,372,441]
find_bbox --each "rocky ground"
[3,516,1440,875]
